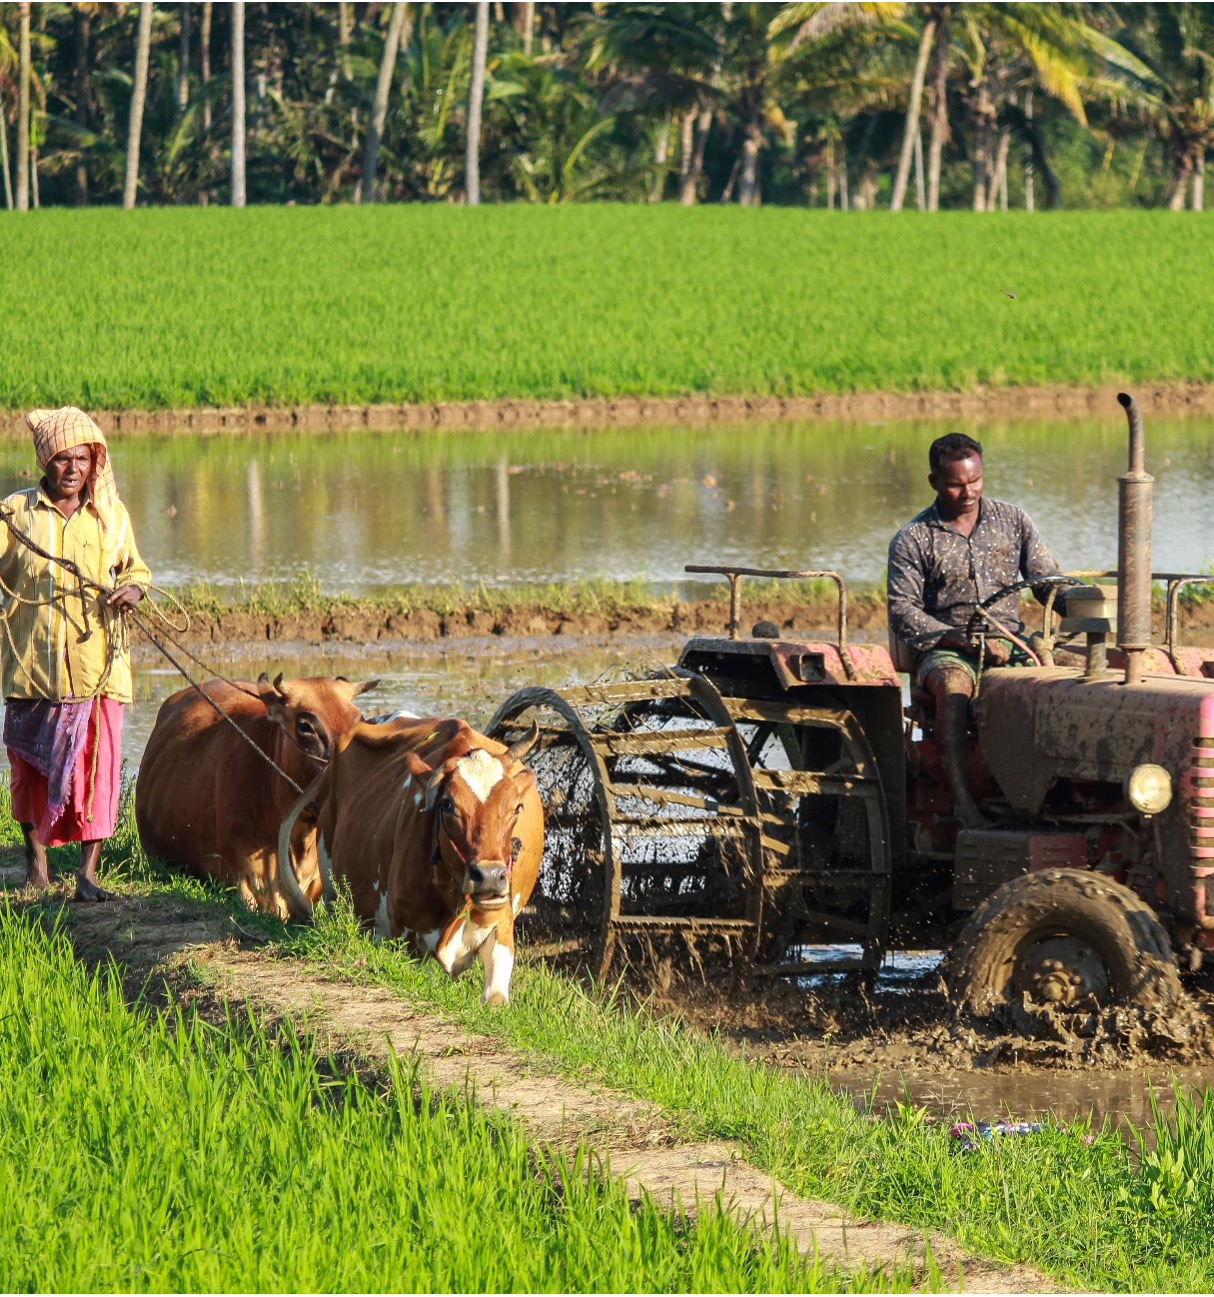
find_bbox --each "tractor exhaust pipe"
[1117,392,1153,685]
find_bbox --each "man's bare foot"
[20,824,50,891]
[74,873,114,903]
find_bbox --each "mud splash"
[641,962,1214,1076]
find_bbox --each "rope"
[0,502,307,797]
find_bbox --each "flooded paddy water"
[4,412,1214,1134]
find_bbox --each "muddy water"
[121,634,683,771]
[831,1062,1211,1135]
[2,415,1213,595]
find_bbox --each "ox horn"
[277,778,324,923]
[354,678,381,696]
[505,721,540,764]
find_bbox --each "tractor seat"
[890,633,935,728]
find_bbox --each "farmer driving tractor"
[887,433,1061,829]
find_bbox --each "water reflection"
[2,416,1210,595]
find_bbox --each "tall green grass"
[0,208,1211,410]
[0,905,918,1293]
[7,784,1214,1291]
[281,901,1214,1293]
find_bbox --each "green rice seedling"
[0,904,922,1294]
[0,209,1212,411]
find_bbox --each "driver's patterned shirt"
[887,497,1059,655]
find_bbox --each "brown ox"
[136,673,377,918]
[277,716,543,1005]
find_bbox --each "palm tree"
[1104,4,1214,210]
[122,1,152,209]
[360,2,410,203]
[200,0,211,131]
[231,0,246,206]
[16,1,29,211]
[177,2,190,113]
[583,3,723,205]
[465,0,489,204]
[890,10,937,210]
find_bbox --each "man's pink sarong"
[9,698,124,846]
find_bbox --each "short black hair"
[929,433,983,474]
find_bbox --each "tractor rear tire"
[947,868,1182,1017]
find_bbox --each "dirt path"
[35,884,1054,1294]
[6,379,1214,437]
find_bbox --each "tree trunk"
[986,127,1009,211]
[178,3,192,112]
[914,123,925,209]
[677,109,694,201]
[201,1,213,130]
[736,119,760,206]
[1024,88,1033,212]
[890,16,936,212]
[1167,151,1193,211]
[360,1,409,202]
[16,2,30,212]
[649,108,670,202]
[0,109,11,210]
[520,0,534,55]
[123,2,153,210]
[970,83,992,212]
[826,138,836,209]
[73,6,92,204]
[465,1,489,205]
[926,11,949,212]
[839,154,850,210]
[1192,151,1204,212]
[232,0,247,206]
[30,144,39,208]
[680,105,711,205]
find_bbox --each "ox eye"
[439,794,455,815]
[297,717,316,736]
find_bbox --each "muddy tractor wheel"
[947,868,1182,1017]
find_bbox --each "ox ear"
[424,765,449,813]
[257,672,287,714]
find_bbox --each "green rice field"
[0,207,1211,410]
[4,789,1214,1294]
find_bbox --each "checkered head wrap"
[25,407,119,518]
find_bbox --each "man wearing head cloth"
[0,408,150,899]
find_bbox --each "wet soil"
[9,379,1214,437]
[646,963,1214,1077]
[11,873,1052,1293]
[140,594,1214,648]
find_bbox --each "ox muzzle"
[462,860,511,908]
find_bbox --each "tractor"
[489,393,1214,1023]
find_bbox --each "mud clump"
[634,961,1214,1073]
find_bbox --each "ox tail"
[277,771,328,922]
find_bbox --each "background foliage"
[1,2,1212,211]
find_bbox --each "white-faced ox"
[278,715,543,1005]
[136,672,377,918]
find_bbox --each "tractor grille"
[1189,738,1214,920]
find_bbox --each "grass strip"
[7,788,1213,1292]
[0,900,924,1294]
[1,209,1213,411]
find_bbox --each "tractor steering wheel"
[962,574,1087,654]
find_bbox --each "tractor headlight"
[1125,764,1173,816]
